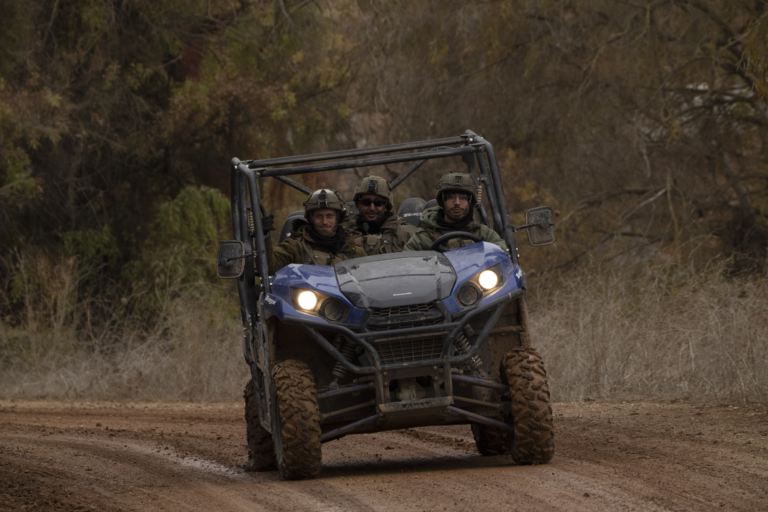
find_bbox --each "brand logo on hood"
[393,292,413,296]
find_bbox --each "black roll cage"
[230,129,518,327]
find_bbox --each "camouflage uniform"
[344,214,416,255]
[403,172,507,252]
[403,206,507,252]
[342,175,416,255]
[261,189,366,275]
[265,219,364,273]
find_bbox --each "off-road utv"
[217,130,556,480]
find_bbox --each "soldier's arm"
[260,238,300,275]
[403,229,431,251]
[400,222,417,240]
[480,226,508,251]
[391,221,418,252]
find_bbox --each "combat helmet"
[435,172,478,211]
[352,175,393,211]
[303,189,348,222]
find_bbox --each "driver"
[403,172,507,252]
[342,175,416,255]
[259,189,366,274]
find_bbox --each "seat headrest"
[397,198,427,227]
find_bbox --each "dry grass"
[529,260,768,404]
[1,253,766,405]
[0,253,247,402]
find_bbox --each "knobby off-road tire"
[271,360,323,480]
[503,348,554,464]
[472,423,511,455]
[243,379,276,471]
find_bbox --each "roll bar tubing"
[245,136,466,167]
[255,145,477,178]
[230,130,520,324]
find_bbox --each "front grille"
[367,302,444,332]
[371,302,437,317]
[372,335,444,364]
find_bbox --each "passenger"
[342,175,416,255]
[403,172,507,252]
[260,189,366,274]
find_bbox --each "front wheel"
[271,360,323,480]
[503,348,554,464]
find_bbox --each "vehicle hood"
[335,251,456,309]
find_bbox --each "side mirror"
[525,206,556,247]
[217,241,246,278]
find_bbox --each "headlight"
[457,283,480,307]
[478,270,499,290]
[320,298,345,321]
[297,291,318,310]
[290,288,348,322]
[456,264,503,309]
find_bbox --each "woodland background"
[2,0,768,403]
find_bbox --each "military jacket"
[342,214,417,256]
[262,218,366,275]
[403,206,508,252]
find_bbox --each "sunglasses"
[359,198,387,207]
[444,192,470,201]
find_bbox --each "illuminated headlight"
[290,288,348,322]
[478,270,499,290]
[456,264,503,309]
[297,291,318,310]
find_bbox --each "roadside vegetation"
[2,1,767,403]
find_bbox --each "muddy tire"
[243,379,276,472]
[472,424,511,456]
[271,360,322,480]
[503,348,554,464]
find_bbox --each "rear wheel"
[271,360,323,480]
[472,423,511,455]
[503,348,554,464]
[243,379,276,471]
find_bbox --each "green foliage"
[62,225,118,265]
[152,185,230,256]
[124,185,230,287]
[3,0,768,358]
[741,12,768,99]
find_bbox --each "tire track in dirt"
[1,400,767,511]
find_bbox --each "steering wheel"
[429,231,483,252]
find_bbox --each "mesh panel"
[370,302,437,317]
[367,302,446,362]
[372,335,444,364]
[368,302,443,332]
[367,316,444,332]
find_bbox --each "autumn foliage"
[1,1,767,401]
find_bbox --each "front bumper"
[281,290,521,406]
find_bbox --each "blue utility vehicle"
[217,130,556,479]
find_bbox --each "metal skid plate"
[377,396,453,428]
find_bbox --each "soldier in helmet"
[403,172,507,252]
[259,189,366,274]
[342,175,416,255]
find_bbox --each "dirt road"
[1,399,766,511]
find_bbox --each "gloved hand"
[261,214,275,236]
